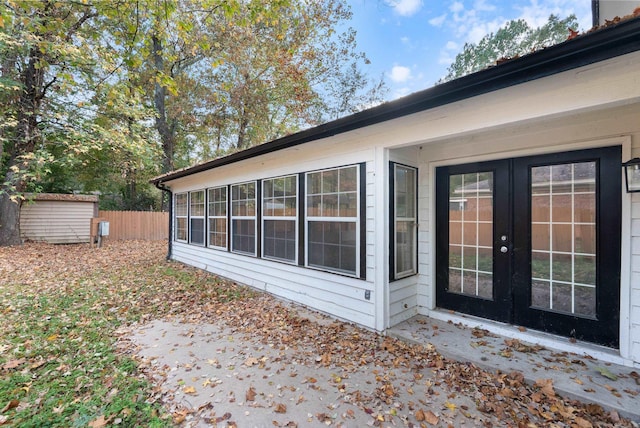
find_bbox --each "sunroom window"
[393,164,417,279]
[208,186,227,249]
[231,182,257,255]
[306,165,359,276]
[262,175,297,263]
[189,190,205,245]
[174,193,188,242]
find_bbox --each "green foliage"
[0,1,161,212]
[0,0,384,234]
[441,14,579,82]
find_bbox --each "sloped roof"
[152,16,640,186]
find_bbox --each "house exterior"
[20,193,99,244]
[153,18,640,367]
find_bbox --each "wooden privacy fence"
[98,211,168,241]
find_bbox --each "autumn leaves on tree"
[0,0,386,245]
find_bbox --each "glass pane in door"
[530,162,596,318]
[448,172,493,299]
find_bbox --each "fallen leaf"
[415,409,425,421]
[244,357,259,367]
[2,359,25,370]
[88,415,109,428]
[183,386,197,395]
[1,400,19,413]
[173,410,188,424]
[595,366,618,381]
[215,412,232,423]
[574,416,593,428]
[535,378,555,398]
[568,28,579,40]
[444,401,457,411]
[274,403,287,414]
[424,410,439,425]
[246,387,257,401]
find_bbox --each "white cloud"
[386,0,423,17]
[400,36,411,44]
[514,0,591,30]
[393,87,412,98]
[450,1,464,13]
[438,51,455,65]
[429,13,447,27]
[474,0,496,12]
[467,18,503,42]
[388,65,413,83]
[445,40,459,50]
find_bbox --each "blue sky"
[347,0,594,100]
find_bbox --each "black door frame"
[435,159,512,323]
[512,146,621,347]
[435,146,621,347]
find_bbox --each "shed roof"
[152,16,640,186]
[24,193,99,203]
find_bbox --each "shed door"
[435,146,621,347]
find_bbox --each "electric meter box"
[98,221,110,236]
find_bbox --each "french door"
[435,147,621,347]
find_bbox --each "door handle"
[500,245,509,253]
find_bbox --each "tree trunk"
[0,47,44,246]
[152,34,175,175]
[236,104,249,150]
[0,175,22,246]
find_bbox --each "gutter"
[150,16,640,186]
[154,181,173,261]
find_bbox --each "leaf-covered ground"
[0,241,635,427]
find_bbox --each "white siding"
[169,157,377,330]
[21,200,94,244]
[172,242,376,328]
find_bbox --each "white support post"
[374,146,389,332]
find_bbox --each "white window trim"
[207,186,228,250]
[174,192,188,243]
[189,190,206,246]
[394,164,418,280]
[230,181,257,256]
[261,175,298,264]
[304,165,360,277]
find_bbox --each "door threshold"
[425,309,632,367]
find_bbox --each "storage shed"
[20,193,99,244]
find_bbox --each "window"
[231,182,256,255]
[174,193,188,242]
[393,164,417,279]
[189,190,205,245]
[262,175,297,263]
[306,165,359,276]
[208,186,227,249]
